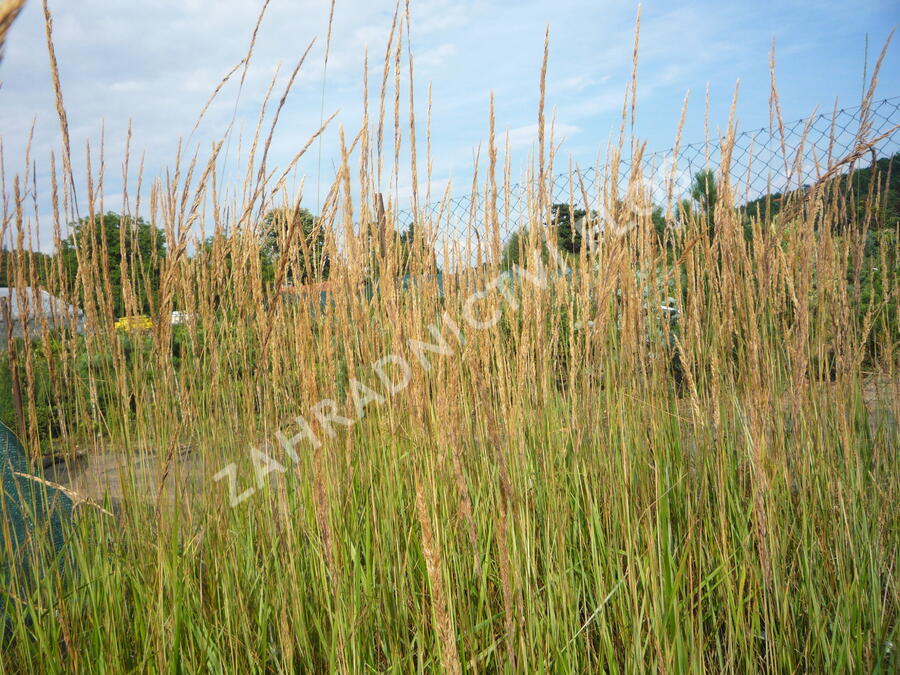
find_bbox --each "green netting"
[1,422,73,623]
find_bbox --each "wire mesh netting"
[397,96,900,253]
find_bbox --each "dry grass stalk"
[0,3,896,671]
[0,0,24,56]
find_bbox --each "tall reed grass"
[1,2,898,671]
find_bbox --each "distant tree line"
[498,153,898,269]
[742,153,899,229]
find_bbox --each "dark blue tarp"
[1,422,73,622]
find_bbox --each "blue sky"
[0,0,897,249]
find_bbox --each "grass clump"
[1,3,898,672]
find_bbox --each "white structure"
[170,310,191,326]
[0,287,84,338]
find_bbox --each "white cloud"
[503,122,580,150]
[410,0,472,35]
[416,43,458,72]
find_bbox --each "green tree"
[500,229,533,270]
[262,207,329,285]
[0,249,53,288]
[59,212,165,317]
[690,169,718,237]
[741,152,899,232]
[397,222,432,275]
[195,229,276,303]
[362,221,439,281]
[651,205,668,245]
[500,203,595,270]
[552,203,588,254]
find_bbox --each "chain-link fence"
[398,96,900,251]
